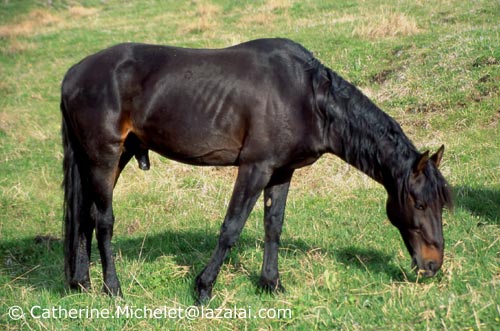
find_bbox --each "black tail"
[61,100,86,286]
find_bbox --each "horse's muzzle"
[411,256,441,277]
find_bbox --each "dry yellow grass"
[295,13,357,29]
[263,0,293,12]
[1,38,36,55]
[0,6,99,41]
[68,6,99,18]
[0,9,61,38]
[237,0,294,30]
[194,1,221,17]
[239,11,277,28]
[353,9,422,39]
[178,1,222,35]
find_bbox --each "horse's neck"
[326,88,418,188]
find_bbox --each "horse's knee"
[95,222,114,241]
[218,222,244,249]
[90,205,114,239]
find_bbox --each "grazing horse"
[61,38,452,302]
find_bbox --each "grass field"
[0,0,499,330]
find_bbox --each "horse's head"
[386,145,452,277]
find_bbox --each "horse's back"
[61,38,323,167]
[63,38,312,89]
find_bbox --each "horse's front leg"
[260,169,293,293]
[195,163,273,304]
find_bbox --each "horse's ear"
[430,145,445,168]
[413,150,430,175]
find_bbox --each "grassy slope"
[0,0,499,330]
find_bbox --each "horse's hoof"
[195,275,213,305]
[195,292,211,306]
[102,284,123,298]
[259,277,285,294]
[68,278,91,292]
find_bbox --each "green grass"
[1,0,499,330]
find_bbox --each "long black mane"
[308,57,452,209]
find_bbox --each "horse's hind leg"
[73,208,93,290]
[67,191,94,291]
[63,143,94,292]
[88,162,122,296]
[260,169,293,293]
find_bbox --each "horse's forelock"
[403,163,453,210]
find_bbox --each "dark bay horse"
[61,38,452,302]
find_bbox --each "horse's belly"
[140,127,243,166]
[154,144,241,166]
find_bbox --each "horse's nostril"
[426,260,437,272]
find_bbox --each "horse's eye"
[415,202,425,210]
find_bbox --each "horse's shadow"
[454,186,500,225]
[3,184,496,296]
[332,246,407,281]
[0,229,409,296]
